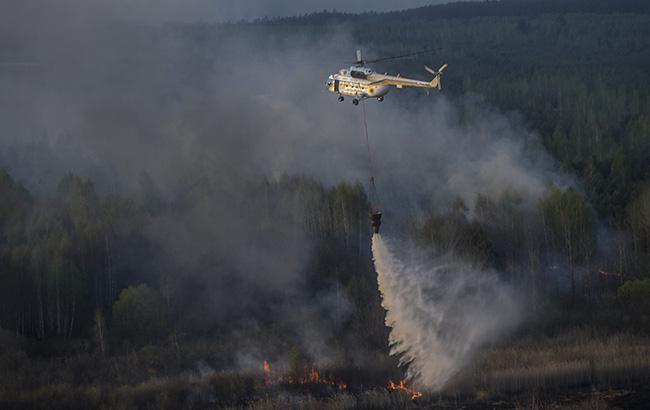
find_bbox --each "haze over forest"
[1,0,650,408]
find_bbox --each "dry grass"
[2,329,650,409]
[449,329,650,398]
[241,391,416,410]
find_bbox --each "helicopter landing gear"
[352,99,359,106]
[377,96,384,102]
[338,95,344,102]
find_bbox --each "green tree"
[420,198,494,268]
[0,168,31,234]
[625,184,650,269]
[112,285,167,345]
[94,309,107,355]
[617,278,650,329]
[538,186,596,299]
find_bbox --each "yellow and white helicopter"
[326,50,447,105]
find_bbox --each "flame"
[308,364,320,383]
[261,361,346,390]
[263,360,271,383]
[387,379,423,400]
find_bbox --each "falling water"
[372,234,521,390]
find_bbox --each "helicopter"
[326,50,447,105]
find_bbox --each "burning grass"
[2,329,650,409]
[262,360,347,390]
[0,352,423,410]
[387,379,423,400]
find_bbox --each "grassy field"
[457,329,650,395]
[2,328,649,409]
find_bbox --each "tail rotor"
[425,63,448,90]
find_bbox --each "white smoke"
[372,234,521,391]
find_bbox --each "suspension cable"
[361,101,380,207]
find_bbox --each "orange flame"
[263,360,271,383]
[387,379,423,400]
[261,360,346,390]
[309,364,320,383]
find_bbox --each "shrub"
[112,285,168,346]
[617,278,650,328]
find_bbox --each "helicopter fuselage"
[327,68,391,101]
[326,64,444,104]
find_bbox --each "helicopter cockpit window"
[350,70,366,79]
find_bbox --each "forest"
[2,0,650,408]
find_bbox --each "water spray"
[371,235,522,390]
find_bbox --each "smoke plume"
[372,234,522,390]
[1,1,570,370]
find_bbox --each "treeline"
[413,185,650,328]
[0,169,389,357]
[418,188,601,305]
[390,0,650,20]
[1,162,643,349]
[0,171,141,339]
[269,0,650,25]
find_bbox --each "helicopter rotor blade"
[363,49,436,64]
